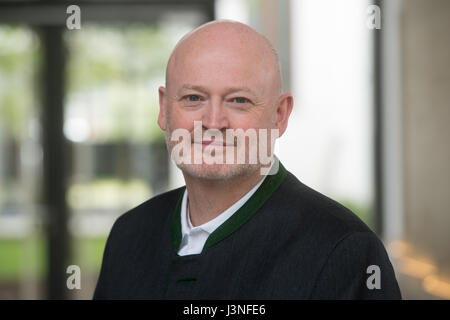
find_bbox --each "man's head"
[158,20,293,180]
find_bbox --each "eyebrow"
[178,84,258,97]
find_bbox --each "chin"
[177,163,260,181]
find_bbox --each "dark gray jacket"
[93,163,401,299]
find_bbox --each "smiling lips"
[199,140,234,147]
[190,139,235,147]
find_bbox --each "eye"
[232,97,249,104]
[187,95,200,102]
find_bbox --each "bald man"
[94,21,401,299]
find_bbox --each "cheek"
[228,112,274,130]
[168,107,197,131]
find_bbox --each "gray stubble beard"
[164,124,263,181]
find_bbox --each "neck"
[183,168,264,227]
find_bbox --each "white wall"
[280,0,373,205]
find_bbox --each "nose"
[201,96,230,131]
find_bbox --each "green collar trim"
[171,191,184,252]
[171,161,287,253]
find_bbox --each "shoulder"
[272,171,373,241]
[262,169,385,261]
[107,186,184,242]
[309,230,401,299]
[270,171,401,298]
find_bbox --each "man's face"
[159,30,282,180]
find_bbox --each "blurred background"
[0,0,448,299]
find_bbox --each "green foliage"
[67,177,152,210]
[71,236,107,273]
[0,26,40,139]
[0,240,23,280]
[0,235,107,281]
[65,24,172,143]
[0,234,46,281]
[66,25,171,91]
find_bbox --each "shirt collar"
[180,171,268,238]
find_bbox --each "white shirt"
[177,176,267,256]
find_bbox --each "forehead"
[167,32,276,95]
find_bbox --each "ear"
[275,93,294,137]
[158,86,167,131]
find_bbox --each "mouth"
[193,140,235,147]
